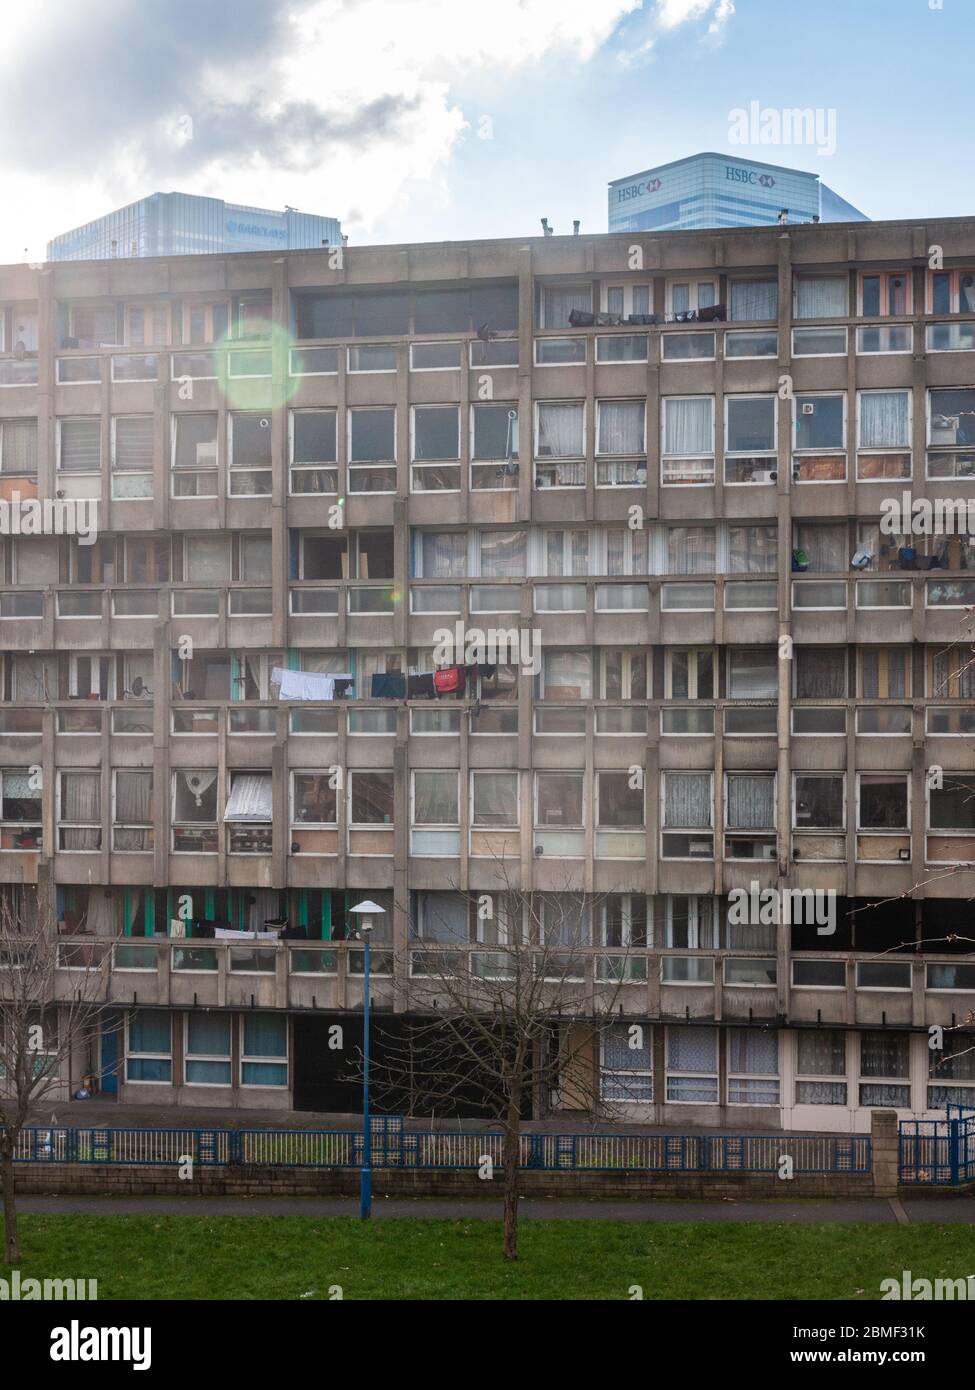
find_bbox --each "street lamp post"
[349,900,386,1220]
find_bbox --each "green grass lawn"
[4,1215,975,1299]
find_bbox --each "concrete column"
[871,1108,900,1195]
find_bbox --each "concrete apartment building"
[0,216,974,1131]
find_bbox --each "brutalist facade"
[1,216,974,1131]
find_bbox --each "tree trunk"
[2,1145,19,1264]
[501,1097,521,1262]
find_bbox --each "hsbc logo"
[725,166,776,188]
[617,177,662,203]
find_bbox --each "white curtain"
[3,420,37,473]
[728,649,777,698]
[796,647,846,698]
[224,774,273,822]
[62,773,100,849]
[730,280,777,321]
[664,774,711,828]
[667,1025,717,1072]
[537,402,584,456]
[421,532,467,578]
[664,398,713,455]
[797,1031,847,1077]
[85,886,116,935]
[543,286,590,328]
[667,527,715,575]
[796,524,846,571]
[186,536,231,582]
[729,1029,778,1075]
[114,771,152,849]
[859,391,909,448]
[413,771,458,825]
[728,525,777,574]
[796,276,848,318]
[472,774,517,826]
[480,530,526,578]
[726,775,774,830]
[13,657,55,701]
[598,401,644,455]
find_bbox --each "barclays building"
[47,191,343,262]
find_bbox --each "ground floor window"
[241,1014,288,1086]
[666,1025,718,1103]
[600,1023,652,1102]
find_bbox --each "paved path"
[14,1194,975,1222]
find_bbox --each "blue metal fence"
[11,1123,870,1175]
[900,1105,975,1185]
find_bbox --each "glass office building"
[609,152,867,233]
[47,192,342,261]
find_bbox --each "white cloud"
[655,0,734,31]
[0,0,642,261]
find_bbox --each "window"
[0,419,37,476]
[410,771,460,856]
[416,530,466,579]
[928,645,975,699]
[542,529,590,577]
[858,324,912,354]
[171,771,218,853]
[728,524,777,574]
[602,526,648,576]
[857,390,911,480]
[1,771,42,850]
[725,328,777,357]
[598,894,649,948]
[794,275,848,318]
[857,774,909,830]
[126,1010,171,1083]
[665,649,713,700]
[859,648,910,698]
[927,388,975,479]
[228,413,272,496]
[113,770,152,851]
[596,334,648,363]
[111,415,153,499]
[728,279,777,322]
[471,403,518,491]
[793,523,846,574]
[928,1031,975,1108]
[57,418,100,473]
[538,894,589,948]
[185,1014,231,1086]
[600,649,646,700]
[539,650,592,700]
[665,526,715,575]
[666,1026,718,1103]
[349,771,394,825]
[795,1030,847,1105]
[661,772,713,859]
[289,410,337,495]
[661,895,716,949]
[479,529,526,578]
[536,283,592,329]
[241,1015,288,1087]
[795,647,847,699]
[171,414,218,497]
[224,772,273,854]
[601,1024,652,1103]
[534,336,586,366]
[661,396,714,485]
[724,395,777,484]
[348,344,396,373]
[535,773,585,844]
[859,1032,911,1108]
[665,279,716,316]
[928,776,975,835]
[793,774,844,830]
[596,772,644,856]
[471,771,518,827]
[727,648,777,699]
[793,393,846,481]
[348,407,396,492]
[724,773,775,859]
[600,282,653,318]
[728,1029,779,1105]
[290,774,337,855]
[661,331,715,361]
[534,402,584,488]
[411,405,460,492]
[57,771,100,851]
[859,271,910,317]
[595,400,646,487]
[927,268,975,314]
[792,326,847,356]
[414,892,469,944]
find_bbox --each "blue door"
[100,1011,119,1095]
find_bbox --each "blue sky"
[0,0,970,262]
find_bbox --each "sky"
[0,0,971,263]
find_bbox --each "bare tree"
[0,885,117,1261]
[352,869,640,1260]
